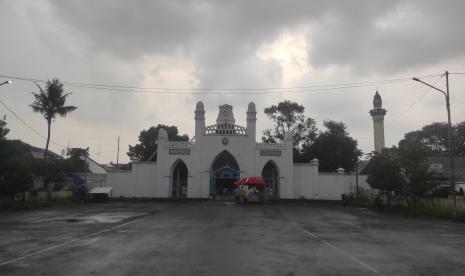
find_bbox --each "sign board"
[260,149,281,156]
[169,148,191,155]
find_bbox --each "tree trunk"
[45,119,51,200]
[44,119,51,160]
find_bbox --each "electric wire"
[0,73,449,95]
[386,75,443,128]
[0,100,66,148]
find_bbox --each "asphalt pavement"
[0,200,464,275]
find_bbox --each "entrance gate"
[210,165,239,195]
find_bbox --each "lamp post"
[413,71,456,219]
[0,80,13,86]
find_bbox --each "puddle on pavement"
[36,212,148,224]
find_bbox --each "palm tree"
[31,79,77,159]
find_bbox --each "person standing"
[234,187,240,204]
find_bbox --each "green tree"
[401,121,465,156]
[366,147,404,207]
[302,120,361,172]
[398,135,436,207]
[64,148,89,173]
[262,100,317,149]
[455,121,465,157]
[127,124,189,161]
[30,79,77,159]
[0,140,39,201]
[0,115,9,139]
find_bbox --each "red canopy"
[244,177,266,186]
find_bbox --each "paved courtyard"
[0,200,464,275]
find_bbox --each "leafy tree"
[64,148,89,173]
[127,124,189,161]
[401,121,465,156]
[455,121,465,157]
[398,139,434,207]
[366,147,404,207]
[30,79,77,159]
[0,140,39,201]
[301,120,361,172]
[0,115,9,139]
[262,100,317,149]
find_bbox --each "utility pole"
[355,156,359,198]
[116,137,120,169]
[445,71,456,218]
[413,71,456,219]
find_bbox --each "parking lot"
[0,200,464,275]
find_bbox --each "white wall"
[317,173,345,200]
[105,162,157,197]
[292,164,370,200]
[105,171,132,197]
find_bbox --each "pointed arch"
[170,159,188,198]
[262,160,280,197]
[210,150,240,172]
[210,150,240,196]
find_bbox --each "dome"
[247,101,256,112]
[158,128,167,139]
[195,101,204,111]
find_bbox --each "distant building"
[428,157,465,189]
[29,145,62,159]
[370,91,387,153]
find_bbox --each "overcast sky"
[1,0,464,164]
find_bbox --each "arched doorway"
[210,151,240,196]
[171,160,188,198]
[262,161,279,197]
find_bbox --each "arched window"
[262,161,279,197]
[171,160,188,198]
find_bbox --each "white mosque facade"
[106,102,371,200]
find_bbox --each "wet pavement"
[0,200,464,275]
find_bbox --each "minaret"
[195,101,205,141]
[246,102,257,143]
[370,91,387,153]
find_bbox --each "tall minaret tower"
[370,91,387,153]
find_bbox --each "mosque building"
[106,101,374,199]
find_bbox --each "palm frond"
[56,105,77,117]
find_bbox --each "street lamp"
[0,80,13,86]
[413,71,456,219]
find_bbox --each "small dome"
[195,101,204,111]
[247,101,256,112]
[158,128,167,139]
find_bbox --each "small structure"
[88,187,112,201]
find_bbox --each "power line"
[386,75,444,128]
[0,100,66,148]
[0,73,448,95]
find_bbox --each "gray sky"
[1,0,464,163]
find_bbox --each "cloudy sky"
[1,0,464,163]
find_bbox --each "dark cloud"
[50,0,465,82]
[2,0,465,162]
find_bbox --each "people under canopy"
[234,177,266,203]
